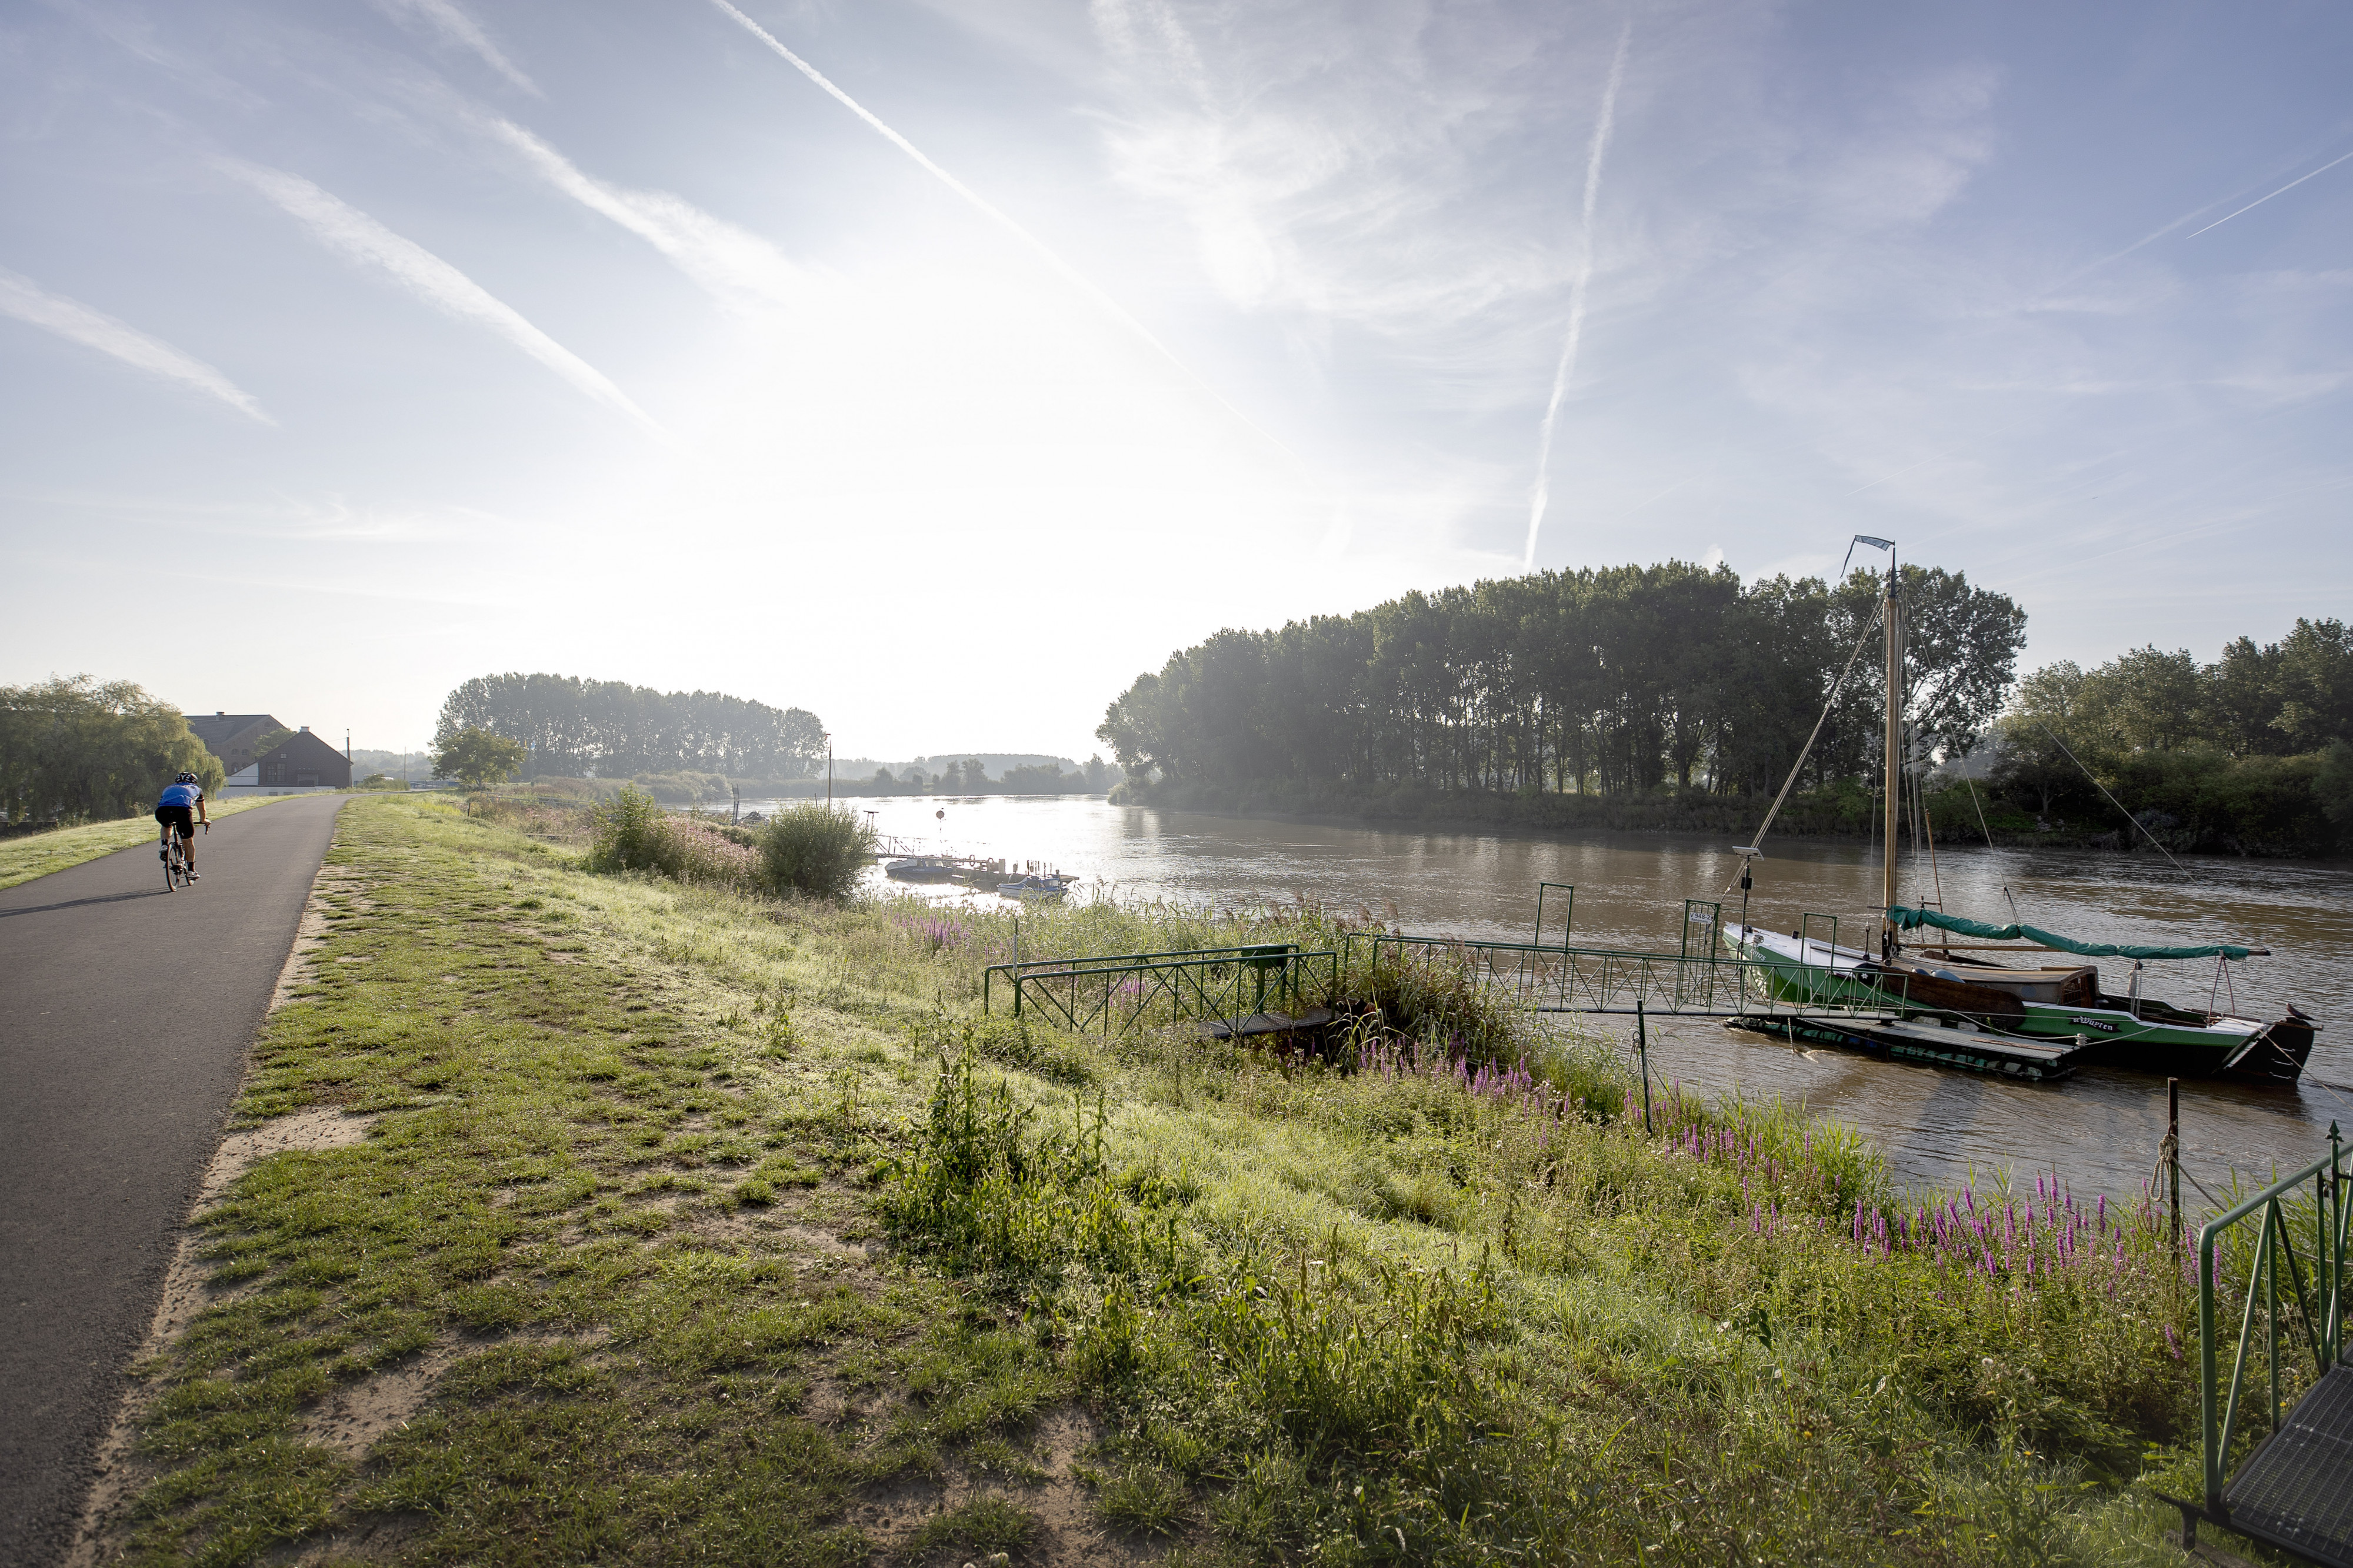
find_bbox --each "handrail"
[1338,931,1929,1020]
[983,945,1337,1035]
[984,944,1300,1014]
[2195,1123,2349,1514]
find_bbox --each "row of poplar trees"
[435,673,826,780]
[1095,561,2028,797]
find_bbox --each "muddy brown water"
[739,794,2353,1201]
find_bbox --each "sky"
[2,0,2349,762]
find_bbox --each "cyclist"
[156,771,210,880]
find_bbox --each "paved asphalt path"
[1,795,345,1567]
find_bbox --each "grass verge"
[93,794,2263,1566]
[0,795,299,892]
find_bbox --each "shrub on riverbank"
[587,785,759,888]
[756,803,876,899]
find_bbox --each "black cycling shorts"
[156,805,195,838]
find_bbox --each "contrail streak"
[224,159,669,442]
[0,265,272,423]
[704,0,1291,462]
[1523,19,1631,573]
[487,118,805,312]
[2185,146,2353,238]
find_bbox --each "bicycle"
[160,819,204,892]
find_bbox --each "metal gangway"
[1337,896,1899,1023]
[2162,1127,2353,1564]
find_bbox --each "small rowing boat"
[996,873,1075,900]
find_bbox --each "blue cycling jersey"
[158,782,202,809]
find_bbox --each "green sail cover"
[1885,906,2258,962]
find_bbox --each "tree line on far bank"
[1095,562,2353,857]
[434,672,827,782]
[1989,622,2353,855]
[1097,561,2025,797]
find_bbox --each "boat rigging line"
[1964,773,1997,848]
[2034,720,2195,877]
[1721,598,1885,893]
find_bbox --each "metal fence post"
[1637,997,1652,1136]
[2169,1078,2182,1250]
[2202,1223,2222,1510]
[2332,1122,2345,1366]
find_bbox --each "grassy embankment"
[98,792,2265,1565]
[0,794,297,892]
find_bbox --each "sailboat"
[1724,539,2319,1084]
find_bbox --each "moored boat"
[1719,534,2321,1086]
[885,856,959,883]
[1727,919,2317,1082]
[996,873,1075,900]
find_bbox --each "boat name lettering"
[2066,1016,2119,1033]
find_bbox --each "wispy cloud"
[220,160,667,440]
[704,0,1286,458]
[483,119,806,312]
[374,0,538,95]
[0,265,272,423]
[1524,18,1631,571]
[1085,0,1589,338]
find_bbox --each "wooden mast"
[1881,551,1902,940]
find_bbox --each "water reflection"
[751,794,2351,1200]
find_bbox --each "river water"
[744,793,2353,1200]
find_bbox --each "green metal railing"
[1532,882,1574,948]
[2197,1125,2352,1513]
[1338,932,1909,1019]
[983,944,1340,1036]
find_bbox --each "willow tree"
[0,676,223,825]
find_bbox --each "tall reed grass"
[879,988,2209,1560]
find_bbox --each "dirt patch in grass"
[853,1405,1168,1568]
[69,1101,378,1562]
[294,1343,464,1461]
[268,864,374,1015]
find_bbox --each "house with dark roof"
[249,729,352,790]
[201,710,353,794]
[187,711,288,778]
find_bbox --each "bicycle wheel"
[164,836,178,892]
